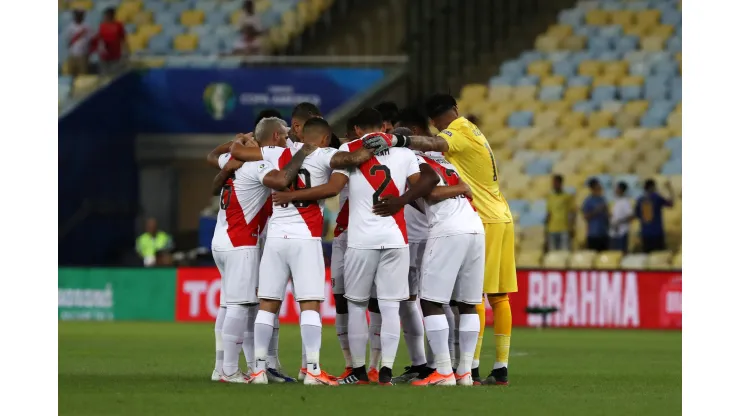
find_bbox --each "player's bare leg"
[481,293,511,386]
[367,297,382,383]
[455,302,480,386]
[251,299,281,384]
[394,295,433,383]
[411,300,456,386]
[220,303,252,383]
[212,306,226,381]
[334,294,353,379]
[298,300,337,385]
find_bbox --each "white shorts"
[330,234,348,295]
[213,248,260,305]
[344,247,410,302]
[408,241,426,297]
[420,233,484,305]
[258,238,325,302]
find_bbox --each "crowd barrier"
[59,267,681,329]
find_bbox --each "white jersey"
[405,205,429,243]
[212,153,273,251]
[337,137,421,249]
[66,22,91,56]
[261,145,338,239]
[333,185,350,240]
[417,153,484,238]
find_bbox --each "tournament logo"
[203,82,236,120]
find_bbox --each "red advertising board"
[175,267,336,323]
[175,267,680,329]
[510,270,681,329]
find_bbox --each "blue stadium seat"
[615,36,638,54]
[517,75,540,86]
[640,113,667,128]
[206,10,228,26]
[568,76,592,87]
[489,76,514,86]
[167,2,191,15]
[629,61,651,77]
[574,26,599,38]
[501,61,525,78]
[599,25,623,39]
[507,200,530,216]
[539,86,564,101]
[653,61,678,76]
[196,1,221,13]
[558,8,584,26]
[148,35,173,54]
[519,211,547,228]
[553,60,577,77]
[661,9,682,25]
[508,111,534,128]
[547,51,571,63]
[592,86,617,103]
[661,160,682,175]
[619,85,642,101]
[520,51,544,64]
[525,158,554,175]
[573,100,598,114]
[530,199,547,216]
[667,36,681,53]
[600,2,625,11]
[625,1,649,11]
[597,127,621,139]
[588,36,612,53]
[670,77,682,100]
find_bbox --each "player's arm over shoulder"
[329,145,374,169]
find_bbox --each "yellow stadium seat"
[624,101,650,116]
[621,254,647,270]
[672,253,682,268]
[481,112,508,130]
[545,100,570,113]
[541,75,566,87]
[535,35,560,52]
[569,250,596,269]
[636,9,661,27]
[528,60,552,77]
[667,112,681,130]
[647,128,672,141]
[174,33,199,51]
[181,10,205,26]
[116,2,142,23]
[586,9,609,25]
[594,251,623,269]
[489,128,515,147]
[490,101,519,115]
[547,24,573,40]
[610,10,635,26]
[543,251,570,269]
[562,36,586,51]
[488,86,513,102]
[623,23,650,37]
[72,75,99,97]
[127,33,147,53]
[518,250,543,268]
[647,251,673,270]
[512,86,538,102]
[620,75,644,86]
[138,57,166,68]
[641,36,665,52]
[231,9,244,26]
[138,23,162,39]
[649,24,674,39]
[593,74,619,87]
[256,0,271,14]
[578,60,602,77]
[461,84,488,101]
[133,10,153,25]
[614,113,639,129]
[534,111,560,128]
[603,61,629,78]
[518,100,546,113]
[564,86,589,103]
[588,111,613,130]
[560,112,586,129]
[69,0,93,10]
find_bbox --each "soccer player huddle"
[207,95,517,387]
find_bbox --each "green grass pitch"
[59,322,680,415]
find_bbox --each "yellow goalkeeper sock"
[473,300,486,367]
[490,294,512,369]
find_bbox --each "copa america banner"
[135,68,386,133]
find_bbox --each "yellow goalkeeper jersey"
[438,117,512,224]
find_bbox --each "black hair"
[587,178,601,189]
[644,179,656,190]
[302,117,332,136]
[104,7,116,18]
[395,107,428,131]
[291,102,322,120]
[254,109,282,127]
[374,101,399,124]
[392,127,413,136]
[329,133,341,149]
[425,94,457,119]
[345,116,358,134]
[553,174,564,183]
[354,108,383,130]
[617,181,628,193]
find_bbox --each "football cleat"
[219,371,251,384]
[455,372,473,386]
[250,370,269,385]
[211,369,221,382]
[411,370,456,386]
[297,367,307,381]
[338,366,370,385]
[378,367,394,385]
[267,368,296,383]
[367,367,379,383]
[391,364,429,384]
[472,367,482,385]
[337,367,353,380]
[481,367,509,386]
[305,370,339,386]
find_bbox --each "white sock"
[347,300,369,368]
[444,304,459,368]
[457,313,480,375]
[400,301,426,366]
[335,313,352,367]
[425,335,435,368]
[300,310,323,376]
[494,362,507,370]
[368,311,382,369]
[243,305,257,371]
[214,306,226,373]
[378,300,401,370]
[424,314,452,375]
[267,316,280,369]
[472,359,480,369]
[254,310,275,372]
[222,305,248,376]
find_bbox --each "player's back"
[338,138,420,249]
[261,145,337,239]
[418,152,484,238]
[212,153,272,251]
[441,117,512,223]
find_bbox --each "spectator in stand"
[374,101,399,133]
[546,174,574,251]
[234,0,263,54]
[94,7,127,75]
[609,182,632,253]
[581,178,609,251]
[136,218,173,267]
[634,179,674,253]
[65,9,92,79]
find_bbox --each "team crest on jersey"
[440,130,453,137]
[258,164,266,170]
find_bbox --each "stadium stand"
[454,0,681,268]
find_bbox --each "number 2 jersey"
[337,137,420,249]
[261,145,339,240]
[417,152,484,238]
[211,153,273,251]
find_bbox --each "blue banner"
[135,68,385,133]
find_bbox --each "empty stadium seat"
[569,250,596,269]
[543,251,570,269]
[647,250,673,270]
[594,251,624,269]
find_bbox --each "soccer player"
[363,94,517,385]
[207,119,309,383]
[228,118,375,384]
[289,102,322,145]
[374,101,400,133]
[345,115,359,142]
[404,152,484,386]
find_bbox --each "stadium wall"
[58,268,681,329]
